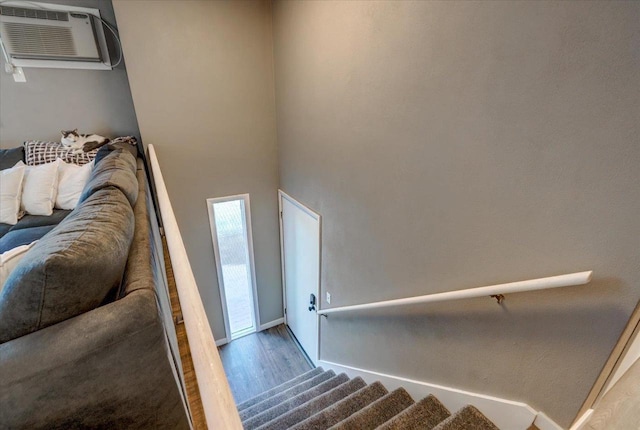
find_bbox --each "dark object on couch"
[0,144,190,428]
[0,146,24,170]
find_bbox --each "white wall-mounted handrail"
[148,145,243,430]
[318,271,593,316]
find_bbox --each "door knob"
[308,293,316,311]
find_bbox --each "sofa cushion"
[56,159,94,210]
[0,210,72,242]
[0,146,24,170]
[0,226,56,254]
[94,139,139,165]
[16,160,61,216]
[0,163,25,225]
[0,209,72,242]
[0,187,135,343]
[79,148,138,207]
[0,224,10,238]
[8,209,72,232]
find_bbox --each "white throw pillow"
[0,242,36,293]
[56,159,93,210]
[0,163,26,225]
[16,160,60,216]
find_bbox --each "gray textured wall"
[112,0,282,340]
[272,1,640,426]
[0,0,139,148]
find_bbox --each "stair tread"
[237,369,499,430]
[375,394,451,430]
[432,405,499,430]
[243,373,350,429]
[240,370,336,421]
[328,387,415,430]
[237,368,324,412]
[255,377,368,430]
[291,381,389,430]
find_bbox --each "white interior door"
[279,190,320,364]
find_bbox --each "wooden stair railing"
[149,144,243,430]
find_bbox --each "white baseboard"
[215,319,284,347]
[318,359,563,430]
[260,317,285,331]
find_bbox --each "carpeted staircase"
[237,368,500,430]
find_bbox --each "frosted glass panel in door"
[213,199,255,337]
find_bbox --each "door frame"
[206,194,261,341]
[278,189,322,364]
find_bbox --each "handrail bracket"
[490,294,505,304]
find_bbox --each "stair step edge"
[375,394,452,430]
[237,367,324,412]
[432,405,500,430]
[328,387,415,430]
[256,378,369,430]
[240,370,336,421]
[242,373,351,430]
[290,381,389,430]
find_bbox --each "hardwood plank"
[219,324,313,404]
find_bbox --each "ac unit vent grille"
[0,6,69,21]
[3,22,76,57]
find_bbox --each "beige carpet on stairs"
[237,368,500,430]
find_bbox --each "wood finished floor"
[163,238,207,430]
[219,324,313,404]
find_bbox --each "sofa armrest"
[0,289,190,430]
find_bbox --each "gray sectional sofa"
[0,144,191,429]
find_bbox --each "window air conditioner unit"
[0,1,112,70]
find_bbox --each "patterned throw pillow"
[24,141,98,166]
